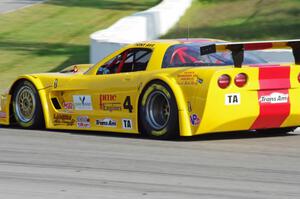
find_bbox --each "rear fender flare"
[138,75,192,136]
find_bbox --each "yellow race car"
[1,38,300,139]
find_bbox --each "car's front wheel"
[12,80,44,128]
[139,81,179,139]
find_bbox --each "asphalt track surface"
[0,127,300,199]
[0,0,44,14]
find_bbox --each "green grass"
[0,0,160,92]
[163,0,300,41]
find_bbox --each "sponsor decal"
[73,95,93,110]
[259,93,288,104]
[96,118,117,127]
[101,103,122,112]
[177,71,198,86]
[190,114,200,126]
[53,114,75,126]
[100,94,117,102]
[0,111,6,119]
[77,116,90,128]
[122,119,132,129]
[63,102,74,110]
[99,94,122,112]
[135,43,155,48]
[225,93,240,105]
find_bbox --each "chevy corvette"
[1,38,300,139]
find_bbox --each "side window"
[133,50,152,72]
[97,48,152,75]
[121,50,134,72]
[97,54,122,74]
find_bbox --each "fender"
[8,75,52,128]
[139,74,192,136]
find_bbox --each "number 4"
[123,96,133,113]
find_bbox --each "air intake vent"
[51,98,61,109]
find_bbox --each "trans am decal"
[225,93,240,105]
[96,118,117,127]
[122,119,132,129]
[259,93,289,104]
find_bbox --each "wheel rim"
[15,86,36,123]
[145,90,170,130]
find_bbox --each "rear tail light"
[234,73,248,87]
[298,73,300,83]
[218,74,231,89]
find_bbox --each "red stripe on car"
[244,43,273,50]
[259,66,290,90]
[251,66,291,129]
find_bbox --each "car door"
[62,48,153,132]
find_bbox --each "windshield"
[162,43,268,68]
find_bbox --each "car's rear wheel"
[12,80,44,128]
[139,81,179,139]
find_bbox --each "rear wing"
[200,39,300,67]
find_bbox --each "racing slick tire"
[139,81,179,139]
[12,80,44,129]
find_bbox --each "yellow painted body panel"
[0,93,11,125]
[195,67,260,134]
[1,39,300,137]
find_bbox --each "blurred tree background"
[0,0,159,91]
[1,0,299,92]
